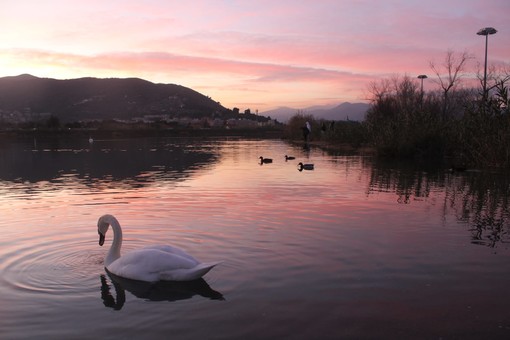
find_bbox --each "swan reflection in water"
[100,271,224,310]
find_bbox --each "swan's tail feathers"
[193,261,222,278]
[160,261,222,281]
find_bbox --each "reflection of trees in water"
[366,159,442,204]
[0,137,219,192]
[446,173,510,249]
[367,159,510,249]
[470,215,507,249]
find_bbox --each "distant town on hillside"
[0,74,368,130]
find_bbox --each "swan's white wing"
[143,245,199,265]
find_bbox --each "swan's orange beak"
[99,231,105,246]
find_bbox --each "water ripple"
[1,238,103,295]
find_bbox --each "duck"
[298,162,314,171]
[97,214,220,282]
[285,155,296,161]
[259,156,273,164]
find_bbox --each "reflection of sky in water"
[0,137,219,186]
[0,137,510,339]
[1,138,509,249]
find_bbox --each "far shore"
[0,127,284,140]
[0,126,376,157]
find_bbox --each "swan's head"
[97,214,115,246]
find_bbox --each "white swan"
[97,214,220,282]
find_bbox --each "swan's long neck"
[105,218,123,266]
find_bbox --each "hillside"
[262,102,370,122]
[0,74,228,123]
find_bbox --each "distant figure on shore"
[302,121,311,143]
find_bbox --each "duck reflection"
[100,272,224,310]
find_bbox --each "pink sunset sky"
[1,0,508,112]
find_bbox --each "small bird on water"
[298,162,314,171]
[259,156,273,164]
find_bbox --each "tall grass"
[364,75,510,167]
[285,74,509,168]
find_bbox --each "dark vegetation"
[365,51,509,168]
[285,51,510,168]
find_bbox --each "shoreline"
[288,139,375,155]
[0,127,284,140]
[0,128,375,156]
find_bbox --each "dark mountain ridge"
[0,74,228,123]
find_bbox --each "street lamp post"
[477,27,497,101]
[417,75,427,94]
[417,75,427,106]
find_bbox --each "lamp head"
[477,27,497,36]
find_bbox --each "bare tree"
[430,50,473,119]
[366,77,393,103]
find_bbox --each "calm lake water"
[1,136,510,339]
